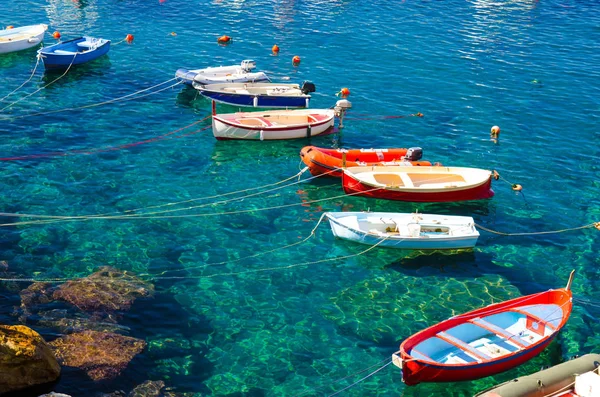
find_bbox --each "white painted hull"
[0,24,48,54]
[325,212,479,250]
[212,109,335,140]
[193,71,270,85]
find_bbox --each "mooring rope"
[0,78,181,121]
[574,297,600,310]
[345,112,424,120]
[0,168,345,227]
[0,54,41,103]
[327,361,394,397]
[148,213,328,277]
[475,222,599,236]
[0,229,390,284]
[0,113,209,162]
[293,357,393,397]
[0,183,382,227]
[0,53,77,113]
[150,234,390,281]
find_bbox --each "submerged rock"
[38,393,72,397]
[128,380,165,397]
[49,330,146,381]
[0,325,61,394]
[52,266,154,313]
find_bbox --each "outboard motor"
[405,147,423,161]
[240,60,256,72]
[301,81,316,94]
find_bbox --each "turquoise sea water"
[1,0,599,396]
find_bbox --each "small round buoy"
[339,87,350,98]
[125,34,134,43]
[6,26,14,30]
[217,35,231,44]
[490,125,500,137]
[52,31,61,39]
[292,55,301,65]
[512,184,522,191]
[416,112,424,117]
[272,44,279,54]
[170,32,177,36]
[493,170,500,180]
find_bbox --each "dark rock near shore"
[0,325,61,394]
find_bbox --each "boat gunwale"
[399,288,572,369]
[325,212,479,242]
[342,166,492,193]
[213,111,334,132]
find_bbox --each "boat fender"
[306,125,312,138]
[259,130,264,141]
[253,96,258,107]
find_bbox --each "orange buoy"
[512,184,522,191]
[217,35,231,44]
[272,44,280,54]
[6,26,14,30]
[415,112,424,117]
[339,87,350,98]
[125,34,134,43]
[493,170,500,180]
[292,55,301,65]
[170,32,177,36]
[491,125,500,137]
[52,31,61,39]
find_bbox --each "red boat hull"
[342,171,494,202]
[397,287,573,385]
[401,336,555,385]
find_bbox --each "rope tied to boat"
[0,112,209,162]
[344,112,424,121]
[293,357,394,397]
[0,77,182,121]
[0,52,77,113]
[0,53,41,103]
[474,221,599,236]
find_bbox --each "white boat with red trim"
[211,103,335,141]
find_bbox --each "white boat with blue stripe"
[193,81,315,108]
[325,211,479,250]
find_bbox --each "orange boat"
[299,146,434,177]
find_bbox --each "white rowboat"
[0,24,48,54]
[212,107,335,140]
[325,211,480,250]
[175,60,270,86]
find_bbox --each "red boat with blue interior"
[393,270,574,385]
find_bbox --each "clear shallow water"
[1,0,599,396]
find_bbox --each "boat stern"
[392,351,403,369]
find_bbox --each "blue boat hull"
[198,89,310,108]
[39,37,111,70]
